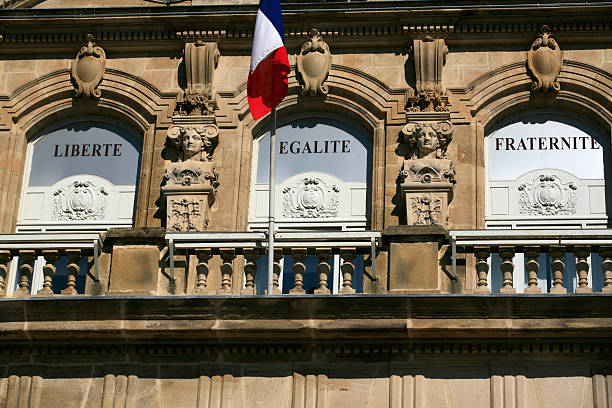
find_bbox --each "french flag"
[247,0,291,120]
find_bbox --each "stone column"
[195,249,213,294]
[14,250,35,297]
[271,250,283,295]
[289,248,308,295]
[499,246,516,294]
[61,249,82,295]
[524,246,541,294]
[600,246,612,293]
[314,248,332,294]
[574,246,592,293]
[339,248,357,294]
[474,245,491,294]
[218,249,236,295]
[242,249,259,296]
[38,250,59,296]
[0,250,13,296]
[549,245,567,294]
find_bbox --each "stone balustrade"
[167,231,381,295]
[0,233,101,297]
[451,229,612,294]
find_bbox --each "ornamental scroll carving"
[518,174,577,216]
[283,177,340,218]
[399,118,455,227]
[52,179,109,221]
[527,25,562,92]
[175,41,220,116]
[71,34,106,99]
[162,120,219,232]
[408,36,448,112]
[296,29,332,97]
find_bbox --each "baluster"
[61,249,81,295]
[499,246,516,294]
[271,250,282,295]
[524,246,541,293]
[241,249,259,295]
[339,248,357,294]
[14,250,36,297]
[313,248,332,294]
[549,245,567,294]
[0,250,13,296]
[474,246,491,294]
[218,248,236,294]
[574,245,592,293]
[38,250,59,296]
[289,248,308,295]
[194,249,212,294]
[600,246,612,293]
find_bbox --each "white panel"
[22,192,44,220]
[255,189,269,218]
[490,187,509,215]
[589,185,606,214]
[351,188,366,216]
[118,191,135,219]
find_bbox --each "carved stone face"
[417,127,439,157]
[182,129,203,159]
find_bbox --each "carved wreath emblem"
[283,177,339,218]
[527,25,562,92]
[168,198,204,232]
[411,194,443,226]
[518,174,577,216]
[71,34,106,99]
[52,180,109,221]
[296,29,332,97]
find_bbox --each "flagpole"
[267,107,277,296]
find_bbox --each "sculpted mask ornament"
[71,34,106,99]
[296,29,332,97]
[527,25,562,92]
[402,121,452,160]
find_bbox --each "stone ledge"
[383,225,448,244]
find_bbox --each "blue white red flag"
[247,0,291,120]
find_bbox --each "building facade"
[0,1,611,407]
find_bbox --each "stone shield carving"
[283,177,339,218]
[52,180,109,221]
[518,174,577,216]
[71,34,106,99]
[527,25,562,92]
[296,29,332,97]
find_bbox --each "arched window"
[486,112,610,229]
[249,116,372,294]
[249,117,371,231]
[6,120,141,296]
[484,111,610,292]
[18,120,141,232]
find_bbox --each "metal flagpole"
[267,108,277,295]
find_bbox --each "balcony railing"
[451,229,612,294]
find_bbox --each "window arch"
[249,116,372,231]
[485,111,610,230]
[18,119,141,232]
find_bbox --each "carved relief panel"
[282,177,340,218]
[296,29,332,97]
[71,34,106,99]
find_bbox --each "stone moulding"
[176,41,220,116]
[527,25,562,92]
[71,34,106,99]
[408,36,448,112]
[296,29,332,97]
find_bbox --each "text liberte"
[279,140,350,154]
[495,136,601,151]
[53,144,123,157]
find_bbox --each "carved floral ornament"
[518,174,577,216]
[71,34,106,99]
[53,179,109,221]
[283,177,340,218]
[175,41,220,116]
[408,36,448,112]
[527,25,562,92]
[296,29,332,97]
